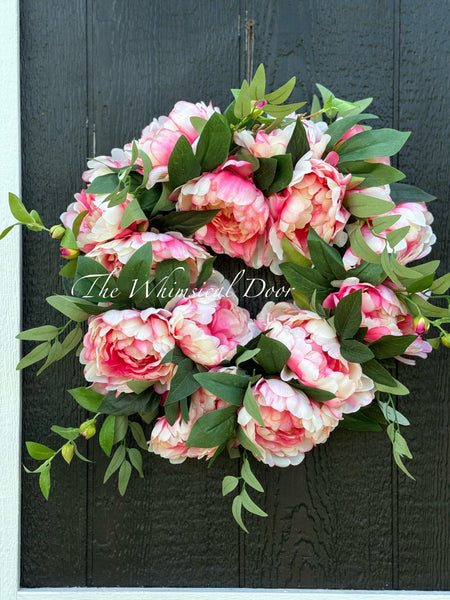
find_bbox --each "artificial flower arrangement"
[4,65,450,531]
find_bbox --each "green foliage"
[168,135,202,189]
[193,372,248,406]
[186,406,237,448]
[195,112,232,172]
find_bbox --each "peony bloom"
[137,101,220,188]
[85,231,212,284]
[343,202,436,269]
[256,302,375,416]
[80,308,176,395]
[82,148,131,183]
[175,159,270,269]
[170,286,257,367]
[238,378,339,467]
[267,156,351,271]
[323,277,432,361]
[233,122,296,158]
[149,385,229,464]
[60,190,145,253]
[303,119,331,159]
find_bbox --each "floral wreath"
[4,65,449,532]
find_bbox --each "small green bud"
[440,333,450,348]
[61,442,75,465]
[49,224,65,239]
[79,420,96,440]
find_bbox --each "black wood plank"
[87,0,242,586]
[240,0,395,589]
[396,0,450,589]
[20,0,88,587]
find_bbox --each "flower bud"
[413,315,430,335]
[61,442,75,464]
[49,224,65,239]
[440,333,450,348]
[60,247,80,260]
[79,420,96,439]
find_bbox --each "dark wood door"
[20,0,449,589]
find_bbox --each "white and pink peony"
[60,190,146,253]
[256,302,375,416]
[85,231,212,284]
[80,308,176,395]
[238,378,339,467]
[175,159,270,269]
[170,286,257,367]
[149,385,229,464]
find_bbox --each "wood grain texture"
[87,0,241,587]
[395,0,450,590]
[240,0,395,589]
[20,0,89,587]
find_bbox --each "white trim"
[14,591,450,600]
[0,0,22,599]
[1,1,448,599]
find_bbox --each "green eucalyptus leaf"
[286,118,310,165]
[16,341,51,370]
[69,387,103,412]
[39,466,51,500]
[127,448,144,478]
[389,182,436,204]
[149,209,219,237]
[337,129,410,162]
[168,134,202,189]
[195,112,232,172]
[87,173,120,194]
[120,197,147,229]
[243,384,264,426]
[118,459,132,495]
[334,290,362,340]
[193,372,247,406]
[264,76,296,104]
[222,475,239,496]
[186,406,237,448]
[254,335,290,374]
[339,161,405,188]
[26,441,55,460]
[99,415,116,457]
[16,325,59,341]
[103,445,126,483]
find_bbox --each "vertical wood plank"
[239,0,396,589]
[20,0,88,587]
[87,0,242,586]
[396,0,450,590]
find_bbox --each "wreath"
[5,65,449,532]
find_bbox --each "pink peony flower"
[233,122,296,158]
[85,231,212,284]
[323,277,432,360]
[82,148,131,183]
[60,190,146,253]
[238,378,339,467]
[256,302,375,416]
[80,308,176,395]
[148,385,229,464]
[267,156,351,271]
[137,101,220,188]
[343,202,436,269]
[175,159,270,269]
[170,286,257,367]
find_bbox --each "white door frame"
[1,1,448,598]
